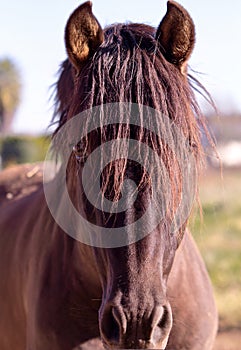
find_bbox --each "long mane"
[52,23,214,222]
[53,23,210,150]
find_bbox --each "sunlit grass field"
[190,168,241,331]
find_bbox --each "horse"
[0,1,218,349]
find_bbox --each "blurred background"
[0,1,240,348]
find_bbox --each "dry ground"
[75,330,241,350]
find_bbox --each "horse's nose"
[99,302,173,349]
[150,303,173,349]
[99,304,127,346]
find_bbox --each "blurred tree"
[0,58,21,134]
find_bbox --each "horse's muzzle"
[99,301,173,349]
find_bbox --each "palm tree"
[0,58,21,134]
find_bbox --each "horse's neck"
[71,241,102,297]
[28,181,102,299]
[48,219,102,298]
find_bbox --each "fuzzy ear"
[156,1,195,70]
[65,1,104,70]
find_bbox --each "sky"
[0,0,241,134]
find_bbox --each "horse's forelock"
[52,23,213,213]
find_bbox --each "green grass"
[0,135,50,168]
[190,168,241,330]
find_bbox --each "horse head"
[53,1,203,348]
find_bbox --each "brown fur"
[0,2,217,349]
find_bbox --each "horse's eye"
[73,143,87,163]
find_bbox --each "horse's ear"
[156,1,195,71]
[65,1,104,71]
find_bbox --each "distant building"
[215,141,241,167]
[206,114,241,168]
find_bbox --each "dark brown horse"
[0,1,218,349]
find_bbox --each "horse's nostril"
[151,304,173,348]
[158,305,170,328]
[100,306,125,345]
[100,303,172,348]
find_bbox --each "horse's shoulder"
[0,163,43,205]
